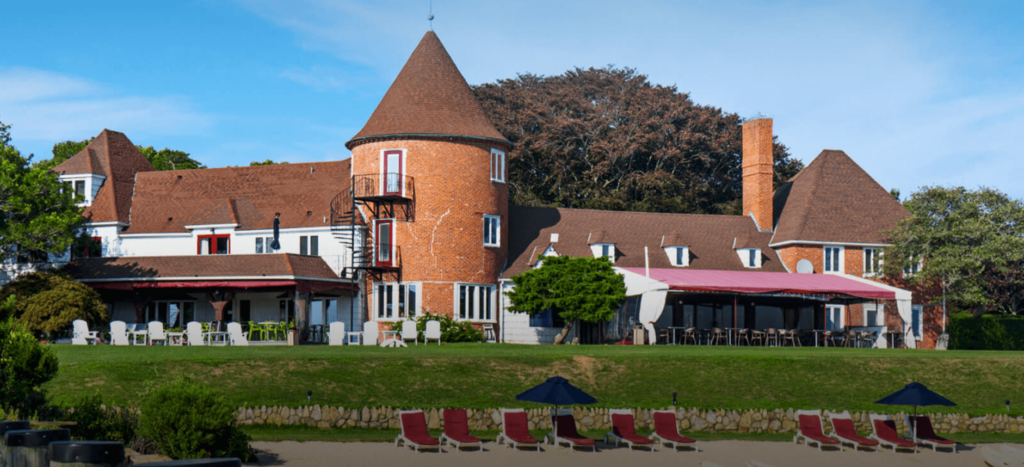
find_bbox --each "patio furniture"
[363,321,379,346]
[395,410,440,452]
[794,409,842,451]
[482,323,496,342]
[868,414,917,453]
[327,322,346,346]
[749,329,765,346]
[550,408,597,453]
[828,411,879,451]
[496,408,544,451]
[650,410,697,452]
[148,321,167,346]
[781,329,801,347]
[247,322,266,341]
[439,409,482,452]
[166,331,185,345]
[710,327,728,346]
[604,409,653,451]
[109,321,129,346]
[859,330,877,348]
[227,322,249,346]
[401,321,418,345]
[822,330,835,347]
[186,321,204,346]
[679,327,697,345]
[71,320,98,345]
[764,328,779,346]
[128,324,148,345]
[736,328,751,346]
[346,331,362,345]
[907,415,957,453]
[842,329,859,348]
[424,320,441,345]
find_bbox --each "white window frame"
[823,246,844,274]
[490,148,505,182]
[374,282,421,321]
[862,302,884,327]
[590,243,615,262]
[903,257,923,278]
[534,245,557,269]
[863,248,882,277]
[663,246,689,267]
[483,215,500,247]
[735,248,761,268]
[911,304,923,340]
[825,304,845,331]
[454,283,497,322]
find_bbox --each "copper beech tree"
[474,66,802,215]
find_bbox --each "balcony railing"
[353,173,414,201]
[353,244,401,269]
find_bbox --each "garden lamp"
[673,392,678,406]
[307,390,312,403]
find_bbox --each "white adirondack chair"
[401,321,418,345]
[148,321,167,345]
[362,321,379,346]
[328,321,346,346]
[109,321,129,346]
[71,319,97,345]
[186,321,205,346]
[424,320,441,345]
[227,322,248,346]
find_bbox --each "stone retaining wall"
[235,406,1024,434]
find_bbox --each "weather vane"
[428,0,434,30]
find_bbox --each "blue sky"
[3,0,1022,199]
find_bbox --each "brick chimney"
[742,117,774,231]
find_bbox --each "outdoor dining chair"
[247,322,266,341]
[679,327,697,345]
[764,328,779,347]
[842,329,859,348]
[781,329,800,347]
[750,329,765,346]
[736,328,751,346]
[710,327,728,346]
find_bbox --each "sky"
[3,0,1023,199]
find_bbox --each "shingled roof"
[503,206,787,278]
[124,160,351,234]
[64,254,342,282]
[345,31,509,149]
[771,150,909,245]
[51,130,155,224]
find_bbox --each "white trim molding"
[769,239,890,248]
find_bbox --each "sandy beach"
[252,440,1022,467]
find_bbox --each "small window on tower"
[483,215,500,247]
[490,149,505,183]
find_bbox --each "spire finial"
[428,0,434,30]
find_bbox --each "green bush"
[0,271,108,338]
[413,313,484,343]
[949,312,1024,350]
[138,377,256,461]
[0,316,58,415]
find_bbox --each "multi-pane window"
[198,235,229,255]
[823,246,843,273]
[15,247,47,264]
[74,236,102,258]
[456,284,496,321]
[864,248,881,276]
[145,301,196,327]
[483,215,500,247]
[825,305,844,331]
[903,257,922,276]
[375,283,418,320]
[73,180,85,197]
[300,236,319,256]
[863,303,883,327]
[490,149,505,182]
[256,236,278,254]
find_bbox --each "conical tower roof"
[346,31,509,149]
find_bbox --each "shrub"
[1,271,108,337]
[413,312,484,343]
[949,312,1024,350]
[0,316,58,415]
[138,377,256,461]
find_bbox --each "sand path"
[253,440,1021,466]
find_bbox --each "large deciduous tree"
[1,271,109,337]
[506,256,626,344]
[0,120,84,268]
[474,66,802,214]
[37,139,205,171]
[883,186,1024,314]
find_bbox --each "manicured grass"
[46,344,1024,417]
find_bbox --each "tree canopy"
[0,121,84,267]
[249,159,288,166]
[506,255,626,344]
[474,66,802,214]
[1,270,108,336]
[883,186,1024,314]
[37,139,205,171]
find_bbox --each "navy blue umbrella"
[876,382,956,441]
[517,376,596,441]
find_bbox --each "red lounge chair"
[794,410,842,451]
[496,408,545,451]
[603,409,654,452]
[395,410,441,452]
[551,408,597,453]
[908,415,956,453]
[868,414,917,453]
[828,411,879,452]
[439,409,482,452]
[650,410,698,452]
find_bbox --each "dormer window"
[72,180,85,197]
[590,243,615,262]
[736,248,762,268]
[663,246,689,267]
[534,245,557,269]
[58,174,105,206]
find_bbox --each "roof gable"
[346,31,509,149]
[771,149,909,245]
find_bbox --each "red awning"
[621,268,895,300]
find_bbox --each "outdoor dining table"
[810,329,828,347]
[166,331,185,346]
[129,329,148,345]
[346,331,362,345]
[205,331,228,345]
[667,326,687,345]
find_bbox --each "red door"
[376,220,393,267]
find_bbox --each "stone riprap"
[232,406,1024,434]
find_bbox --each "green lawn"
[46,344,1024,417]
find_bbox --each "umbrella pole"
[913,406,917,443]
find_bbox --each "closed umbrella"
[875,381,956,443]
[516,376,596,444]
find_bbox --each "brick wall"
[742,118,774,231]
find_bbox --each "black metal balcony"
[353,173,414,202]
[353,244,401,270]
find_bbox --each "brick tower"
[345,31,511,329]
